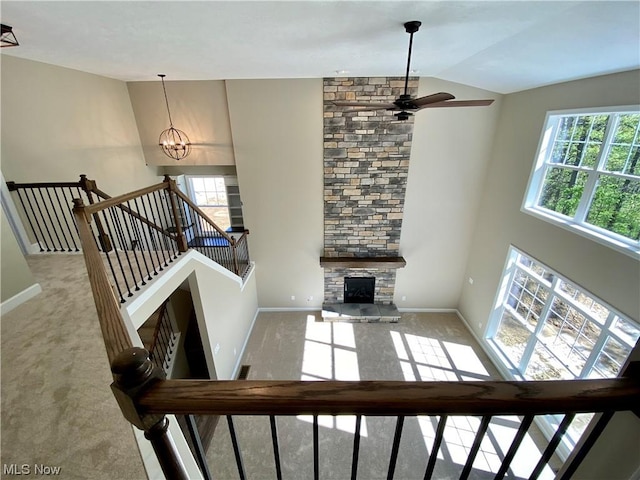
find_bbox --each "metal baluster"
[494,415,534,480]
[45,187,73,251]
[313,415,319,480]
[65,188,82,249]
[184,415,213,480]
[98,209,126,303]
[351,415,362,480]
[106,206,126,251]
[101,208,134,299]
[387,416,405,480]
[151,191,171,267]
[114,206,140,291]
[423,415,447,480]
[128,199,153,282]
[15,189,44,251]
[529,413,575,480]
[27,188,54,251]
[53,188,79,251]
[558,411,614,480]
[160,190,180,259]
[121,200,146,289]
[459,416,492,480]
[36,187,63,251]
[140,194,164,273]
[133,196,157,279]
[270,415,283,480]
[227,416,246,480]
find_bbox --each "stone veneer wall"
[323,77,418,304]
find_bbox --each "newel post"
[163,175,189,253]
[111,347,189,480]
[78,175,112,252]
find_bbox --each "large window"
[523,107,640,257]
[487,247,639,446]
[488,248,638,381]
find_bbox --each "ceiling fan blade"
[411,92,456,107]
[332,101,398,110]
[419,99,495,109]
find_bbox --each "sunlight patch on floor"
[297,315,367,436]
[392,330,556,478]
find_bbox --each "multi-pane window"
[488,247,640,444]
[524,108,640,256]
[489,248,638,381]
[187,176,231,231]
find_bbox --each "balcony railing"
[8,175,251,303]
[69,182,640,480]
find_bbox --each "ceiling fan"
[333,21,494,121]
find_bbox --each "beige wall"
[226,79,324,309]
[459,70,640,477]
[189,263,259,379]
[127,80,235,167]
[0,207,36,302]
[397,78,502,308]
[1,55,159,195]
[459,70,640,333]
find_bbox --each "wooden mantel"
[319,256,406,269]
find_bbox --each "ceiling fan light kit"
[332,20,494,120]
[157,74,192,161]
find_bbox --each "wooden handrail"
[72,199,133,363]
[83,182,168,215]
[137,376,640,416]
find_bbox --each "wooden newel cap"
[111,347,155,388]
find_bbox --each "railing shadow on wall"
[6,175,251,304]
[68,181,640,480]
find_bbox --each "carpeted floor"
[1,254,147,479]
[207,311,559,480]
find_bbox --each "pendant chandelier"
[1,24,19,48]
[158,74,191,160]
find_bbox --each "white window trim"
[521,105,640,259]
[487,246,638,381]
[485,245,640,458]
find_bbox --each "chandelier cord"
[159,74,174,127]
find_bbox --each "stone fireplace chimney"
[321,77,417,318]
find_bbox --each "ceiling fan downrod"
[402,21,422,99]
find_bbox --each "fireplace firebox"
[344,277,375,304]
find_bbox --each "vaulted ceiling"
[2,1,638,94]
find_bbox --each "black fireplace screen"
[344,277,375,304]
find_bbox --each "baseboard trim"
[258,307,320,312]
[1,283,42,315]
[231,307,260,379]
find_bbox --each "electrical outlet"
[290,295,296,301]
[401,295,407,301]
[468,277,474,285]
[214,343,220,355]
[307,295,313,302]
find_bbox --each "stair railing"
[169,182,251,278]
[73,190,640,480]
[8,174,250,302]
[148,301,179,374]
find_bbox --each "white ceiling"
[1,1,639,94]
